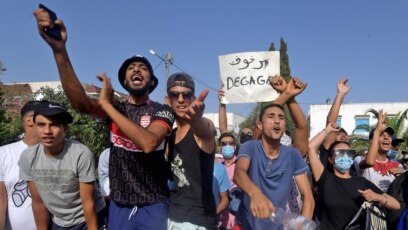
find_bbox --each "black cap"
[118,55,158,93]
[33,101,73,124]
[20,100,50,117]
[369,127,395,140]
[167,72,195,93]
[391,134,405,147]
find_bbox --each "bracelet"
[380,194,388,206]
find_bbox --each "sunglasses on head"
[168,91,194,100]
[221,141,235,146]
[331,149,356,158]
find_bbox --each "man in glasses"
[217,132,239,229]
[165,72,218,229]
[34,8,175,230]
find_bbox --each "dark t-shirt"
[168,128,217,229]
[318,170,383,230]
[108,100,175,206]
[319,145,330,168]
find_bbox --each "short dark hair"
[328,141,351,156]
[259,103,285,121]
[218,132,236,144]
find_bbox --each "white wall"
[203,112,247,136]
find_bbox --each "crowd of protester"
[1,6,408,230]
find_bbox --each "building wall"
[309,102,408,138]
[203,112,247,136]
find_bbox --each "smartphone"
[38,4,62,40]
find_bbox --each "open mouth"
[131,75,143,84]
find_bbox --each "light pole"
[149,50,173,80]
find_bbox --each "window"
[336,116,342,127]
[354,116,370,134]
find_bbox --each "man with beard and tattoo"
[34,8,175,230]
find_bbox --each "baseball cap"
[33,101,73,124]
[20,100,50,117]
[391,134,405,147]
[167,72,195,93]
[369,127,395,140]
[118,55,158,93]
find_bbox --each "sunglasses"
[331,149,356,159]
[168,91,194,101]
[221,141,235,146]
[240,131,253,136]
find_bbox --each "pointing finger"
[196,89,209,102]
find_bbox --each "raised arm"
[269,76,308,155]
[308,122,340,182]
[33,7,106,120]
[233,157,274,219]
[363,110,387,167]
[322,78,351,149]
[98,74,171,153]
[218,86,228,134]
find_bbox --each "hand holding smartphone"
[38,4,62,40]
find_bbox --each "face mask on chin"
[221,144,235,159]
[334,156,353,173]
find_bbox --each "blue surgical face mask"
[387,150,398,160]
[334,156,354,173]
[221,144,235,159]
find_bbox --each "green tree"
[350,108,408,155]
[280,38,291,80]
[0,64,22,145]
[33,86,109,155]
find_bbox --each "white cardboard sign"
[219,51,280,103]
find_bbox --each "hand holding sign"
[185,89,209,123]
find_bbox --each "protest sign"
[219,51,280,103]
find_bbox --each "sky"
[1,1,407,117]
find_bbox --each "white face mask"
[404,154,408,160]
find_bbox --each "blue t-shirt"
[236,140,308,230]
[213,162,231,205]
